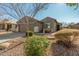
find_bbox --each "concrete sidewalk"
[0,30,12,35]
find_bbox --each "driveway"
[0,32,25,43]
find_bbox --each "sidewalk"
[0,30,12,35]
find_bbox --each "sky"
[0,3,79,23]
[35,3,79,23]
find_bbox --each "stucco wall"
[18,21,43,32]
[42,18,58,32]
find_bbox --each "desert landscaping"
[0,28,79,56]
[0,3,79,56]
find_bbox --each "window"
[45,23,50,29]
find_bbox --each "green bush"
[25,31,33,37]
[24,36,48,56]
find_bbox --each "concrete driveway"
[0,32,25,43]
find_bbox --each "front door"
[6,24,12,31]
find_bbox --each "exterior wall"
[18,23,28,32]
[42,19,58,33]
[29,21,43,32]
[5,24,7,30]
[18,21,43,32]
[0,24,4,30]
[11,24,17,31]
[17,16,43,32]
[0,24,17,31]
[17,16,59,33]
[0,24,6,30]
[51,22,57,32]
[68,24,79,29]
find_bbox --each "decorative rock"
[0,46,5,50]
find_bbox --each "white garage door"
[34,26,39,32]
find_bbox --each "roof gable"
[0,19,17,24]
[17,16,42,23]
[41,17,58,23]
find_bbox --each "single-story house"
[0,19,18,31]
[0,16,60,33]
[68,23,79,29]
[17,16,43,32]
[17,16,60,33]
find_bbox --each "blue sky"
[35,3,79,23]
[0,3,79,23]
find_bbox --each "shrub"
[51,41,79,56]
[55,32,79,47]
[0,46,6,50]
[52,29,79,56]
[54,29,79,42]
[25,31,33,37]
[24,36,48,56]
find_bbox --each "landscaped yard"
[0,32,25,56]
[0,28,79,56]
[0,38,25,56]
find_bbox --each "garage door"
[34,26,39,32]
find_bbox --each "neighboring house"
[17,16,60,33]
[0,19,17,31]
[68,23,79,29]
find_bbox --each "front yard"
[0,38,25,56]
[0,32,53,56]
[0,28,79,56]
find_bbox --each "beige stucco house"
[17,16,60,33]
[42,17,60,33]
[0,16,60,33]
[0,19,17,32]
[17,16,43,32]
[68,23,79,29]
